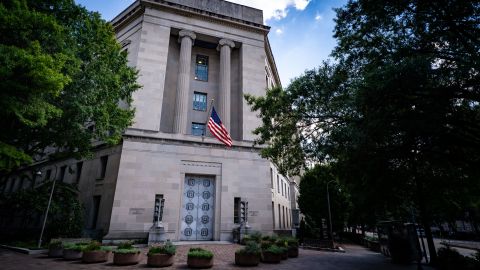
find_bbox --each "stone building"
[1,0,300,242]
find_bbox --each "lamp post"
[38,165,57,248]
[326,180,336,248]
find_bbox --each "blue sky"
[74,0,348,87]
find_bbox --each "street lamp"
[326,180,337,248]
[38,165,58,248]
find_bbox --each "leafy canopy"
[0,0,139,173]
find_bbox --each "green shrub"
[249,231,262,243]
[48,240,62,249]
[275,238,288,248]
[188,248,213,259]
[437,247,478,270]
[236,241,261,255]
[260,240,272,250]
[63,243,86,251]
[261,235,271,241]
[264,245,283,254]
[148,242,176,256]
[82,241,101,252]
[113,241,139,254]
[113,248,140,254]
[240,235,251,245]
[268,234,278,243]
[117,241,134,250]
[286,238,299,248]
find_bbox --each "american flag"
[207,107,232,147]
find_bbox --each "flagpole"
[202,99,215,142]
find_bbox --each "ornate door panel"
[180,176,215,240]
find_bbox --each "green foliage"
[48,240,62,249]
[187,248,213,259]
[286,238,299,248]
[249,231,262,243]
[240,235,251,245]
[264,245,283,255]
[0,0,139,173]
[298,165,352,235]
[436,247,479,270]
[148,242,176,256]
[0,182,84,240]
[113,248,140,254]
[63,242,87,251]
[246,0,480,263]
[275,238,288,248]
[236,241,261,255]
[81,241,112,252]
[117,241,134,250]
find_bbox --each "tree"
[298,165,351,238]
[0,0,139,173]
[246,0,480,265]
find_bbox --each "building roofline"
[111,0,270,35]
[265,36,282,88]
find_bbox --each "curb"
[0,245,47,255]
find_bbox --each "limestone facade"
[1,0,299,241]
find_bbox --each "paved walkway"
[0,243,433,270]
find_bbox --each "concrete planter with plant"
[187,248,214,269]
[48,240,63,258]
[147,241,176,267]
[235,241,261,266]
[81,241,112,263]
[63,243,87,260]
[113,241,141,265]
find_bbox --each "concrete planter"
[82,250,110,263]
[235,253,260,266]
[280,250,288,260]
[261,251,281,263]
[63,249,83,260]
[187,257,213,269]
[48,247,63,258]
[147,253,174,267]
[288,247,299,258]
[113,252,140,265]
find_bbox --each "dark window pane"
[192,123,206,136]
[195,55,209,81]
[193,92,207,111]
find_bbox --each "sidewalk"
[0,243,434,270]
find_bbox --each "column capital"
[217,38,235,50]
[178,30,196,43]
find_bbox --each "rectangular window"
[91,195,101,229]
[278,204,281,229]
[234,197,241,224]
[99,156,108,179]
[270,168,273,188]
[277,175,280,193]
[272,201,275,229]
[282,206,286,229]
[59,165,67,182]
[192,122,206,136]
[75,162,83,184]
[193,92,207,111]
[153,194,164,222]
[281,181,284,196]
[195,55,209,81]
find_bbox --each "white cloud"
[275,27,284,35]
[315,13,323,21]
[228,0,311,22]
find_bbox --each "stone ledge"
[0,245,47,255]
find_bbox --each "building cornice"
[112,0,271,35]
[265,36,282,88]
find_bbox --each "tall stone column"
[217,38,235,131]
[173,30,196,134]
